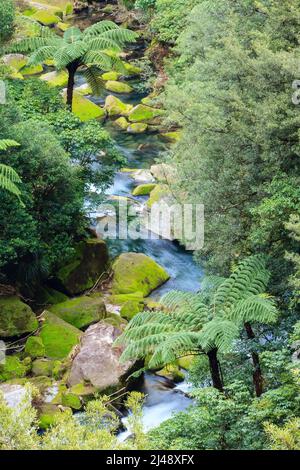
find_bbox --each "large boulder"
[150,163,178,184]
[0,296,38,338]
[31,10,60,26]
[132,183,157,196]
[111,253,170,296]
[67,322,132,392]
[69,93,106,122]
[128,104,164,123]
[40,70,68,87]
[56,239,109,296]
[49,295,107,330]
[0,383,27,408]
[105,80,133,94]
[38,311,82,360]
[104,95,133,117]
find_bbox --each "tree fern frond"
[83,66,104,96]
[86,37,122,52]
[83,51,112,70]
[83,20,120,37]
[200,318,239,353]
[229,295,278,324]
[0,164,22,199]
[27,46,57,66]
[120,333,170,363]
[0,139,20,151]
[63,27,83,44]
[148,332,203,369]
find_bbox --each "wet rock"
[150,163,178,184]
[40,70,68,87]
[111,252,170,296]
[104,95,133,116]
[114,116,129,130]
[127,122,148,133]
[0,383,27,408]
[129,169,155,184]
[132,183,156,196]
[105,80,133,94]
[0,296,38,338]
[102,71,121,81]
[128,104,164,123]
[67,322,132,392]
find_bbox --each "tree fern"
[0,139,23,204]
[10,20,138,109]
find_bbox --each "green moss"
[123,62,142,75]
[70,93,106,122]
[70,382,96,400]
[120,300,144,321]
[2,54,27,71]
[132,183,157,196]
[56,239,109,296]
[49,295,106,329]
[39,311,82,360]
[31,11,60,26]
[75,83,92,96]
[105,80,133,93]
[35,286,69,306]
[127,123,148,133]
[128,104,164,123]
[111,253,170,296]
[102,71,121,81]
[177,355,195,370]
[61,391,82,410]
[40,70,68,87]
[104,95,133,117]
[160,131,181,142]
[109,292,145,305]
[156,364,185,383]
[39,404,65,430]
[0,356,27,382]
[32,358,55,377]
[114,117,129,130]
[57,22,70,32]
[21,63,43,75]
[0,296,38,338]
[147,184,170,208]
[25,337,45,359]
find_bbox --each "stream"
[72,10,203,435]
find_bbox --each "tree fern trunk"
[244,322,263,397]
[207,348,223,392]
[66,64,77,110]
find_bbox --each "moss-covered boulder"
[177,355,195,370]
[61,391,82,410]
[32,358,55,377]
[127,123,148,133]
[128,104,164,123]
[120,300,144,321]
[132,183,156,196]
[70,93,106,122]
[156,364,185,383]
[114,117,129,130]
[150,163,178,184]
[111,253,170,296]
[39,311,82,360]
[57,21,70,32]
[0,296,38,338]
[39,404,66,430]
[21,63,43,75]
[104,95,133,117]
[25,336,45,359]
[160,131,181,143]
[102,71,121,81]
[40,70,68,87]
[105,80,133,94]
[49,296,106,330]
[69,382,97,402]
[123,62,142,76]
[35,286,69,307]
[0,356,28,382]
[31,10,60,26]
[147,184,173,208]
[75,83,92,95]
[109,292,145,305]
[56,239,109,296]
[2,54,27,72]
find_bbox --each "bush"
[0,0,15,44]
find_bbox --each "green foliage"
[0,0,15,44]
[0,139,22,202]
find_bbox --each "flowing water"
[72,11,203,434]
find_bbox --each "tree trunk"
[207,348,223,392]
[66,63,77,110]
[244,322,263,397]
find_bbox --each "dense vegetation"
[0,0,299,452]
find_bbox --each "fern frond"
[86,37,122,52]
[120,333,170,363]
[63,27,83,44]
[83,20,120,37]
[27,46,57,66]
[0,164,22,199]
[200,318,239,353]
[83,65,104,96]
[83,51,112,70]
[0,140,20,151]
[148,332,202,368]
[229,294,278,324]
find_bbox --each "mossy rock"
[128,104,164,123]
[0,356,28,382]
[177,355,195,370]
[25,337,45,359]
[70,382,97,401]
[9,71,24,80]
[0,296,38,338]
[104,313,126,328]
[114,117,129,130]
[102,71,121,81]
[32,358,55,377]
[111,253,170,297]
[123,62,142,76]
[57,22,70,32]
[40,70,68,87]
[105,80,133,94]
[26,375,53,394]
[160,131,181,143]
[2,54,27,72]
[109,292,145,305]
[31,11,60,26]
[127,123,148,133]
[75,83,92,96]
[35,286,69,307]
[21,63,43,75]
[39,311,82,360]
[132,183,156,196]
[39,404,66,430]
[147,184,171,208]
[49,295,106,330]
[56,239,109,296]
[156,364,185,383]
[104,95,133,117]
[120,300,144,321]
[61,391,82,410]
[70,92,106,122]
